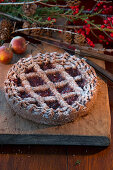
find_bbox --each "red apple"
[10,36,27,54]
[0,46,13,64]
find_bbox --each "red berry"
[84,19,89,23]
[81,31,85,36]
[47,17,51,21]
[83,25,86,29]
[108,38,112,42]
[73,20,75,24]
[77,29,82,33]
[107,26,112,29]
[99,35,105,40]
[101,25,105,28]
[110,33,113,37]
[86,38,95,47]
[86,38,91,42]
[73,11,78,15]
[102,11,105,14]
[97,3,101,6]
[52,18,56,23]
[100,2,103,5]
[107,17,111,21]
[85,28,90,35]
[94,7,98,11]
[104,20,108,24]
[99,39,103,43]
[103,5,107,9]
[90,42,95,47]
[87,24,90,28]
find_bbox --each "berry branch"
[0,0,113,48]
[0,0,43,5]
[12,26,78,35]
[0,0,80,8]
[0,11,23,22]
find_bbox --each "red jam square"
[28,76,45,87]
[13,77,21,86]
[39,62,54,70]
[64,95,78,105]
[19,91,30,99]
[47,72,64,83]
[25,67,35,74]
[45,100,61,110]
[65,68,80,77]
[57,84,73,94]
[36,89,54,97]
[76,79,85,89]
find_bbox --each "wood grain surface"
[67,64,113,170]
[0,43,111,146]
[0,0,113,168]
[0,43,113,170]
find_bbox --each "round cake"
[4,52,99,125]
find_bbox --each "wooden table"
[0,60,112,170]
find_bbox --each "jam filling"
[45,100,61,110]
[57,84,73,94]
[19,91,30,99]
[36,89,54,97]
[13,77,21,86]
[47,72,64,83]
[28,76,45,87]
[25,67,35,74]
[65,95,78,105]
[65,68,80,77]
[39,62,53,70]
[76,79,85,89]
[34,101,40,107]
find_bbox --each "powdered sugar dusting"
[4,52,98,125]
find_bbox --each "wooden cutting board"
[0,43,111,146]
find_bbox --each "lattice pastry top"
[4,52,99,125]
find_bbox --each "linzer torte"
[4,52,99,125]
